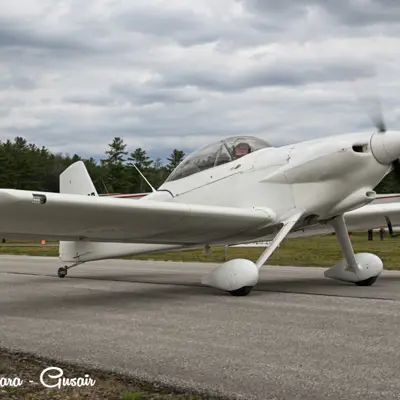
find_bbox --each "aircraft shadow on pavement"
[66,271,391,292]
[0,284,234,318]
[0,271,396,318]
[256,278,353,291]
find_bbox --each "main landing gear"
[201,213,383,296]
[324,215,383,286]
[57,262,82,278]
[201,213,303,296]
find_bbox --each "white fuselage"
[153,132,390,236]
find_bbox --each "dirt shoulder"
[0,347,223,400]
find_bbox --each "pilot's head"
[233,142,251,158]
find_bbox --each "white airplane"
[1,124,400,296]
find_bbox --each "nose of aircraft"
[370,130,400,164]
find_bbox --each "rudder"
[60,161,98,196]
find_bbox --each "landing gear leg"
[202,213,303,296]
[330,215,358,271]
[255,213,302,268]
[325,215,383,285]
[228,213,303,296]
[57,262,82,278]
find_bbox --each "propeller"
[354,76,400,236]
[371,100,400,178]
[356,87,387,133]
[365,95,386,133]
[362,87,400,239]
[354,82,400,201]
[371,105,400,181]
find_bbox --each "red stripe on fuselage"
[375,194,400,200]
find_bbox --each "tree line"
[0,135,399,194]
[0,136,185,194]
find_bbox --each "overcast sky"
[0,0,399,161]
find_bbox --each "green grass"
[0,245,58,256]
[1,232,400,269]
[120,393,144,400]
[132,232,400,269]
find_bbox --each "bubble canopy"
[166,135,271,182]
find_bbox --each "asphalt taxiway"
[0,255,400,400]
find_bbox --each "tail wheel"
[57,267,68,278]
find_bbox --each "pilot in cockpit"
[233,142,252,159]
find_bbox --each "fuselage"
[151,131,392,235]
[101,130,400,243]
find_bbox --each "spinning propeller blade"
[366,95,386,133]
[355,78,400,181]
[356,87,387,133]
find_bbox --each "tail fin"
[59,162,183,264]
[60,161,98,196]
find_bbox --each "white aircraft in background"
[2,119,400,296]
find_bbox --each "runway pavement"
[0,255,400,399]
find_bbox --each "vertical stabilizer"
[60,161,98,196]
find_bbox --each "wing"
[289,201,400,236]
[343,202,400,231]
[0,189,277,244]
[258,200,400,241]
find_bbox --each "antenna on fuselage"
[132,164,156,193]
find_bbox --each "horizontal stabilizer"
[60,241,187,263]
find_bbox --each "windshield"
[166,135,271,182]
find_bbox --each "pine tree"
[127,148,153,169]
[100,137,128,193]
[167,149,185,172]
[102,137,127,165]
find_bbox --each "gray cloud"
[116,7,220,47]
[0,17,92,53]
[63,94,114,106]
[0,75,36,91]
[239,0,400,27]
[109,84,201,105]
[158,61,375,93]
[0,0,399,162]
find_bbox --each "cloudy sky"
[0,0,399,161]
